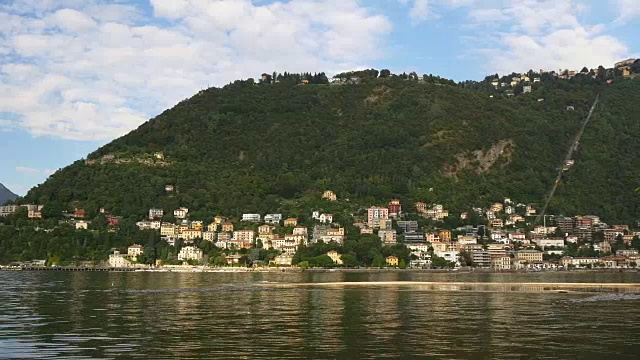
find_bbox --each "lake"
[1,270,639,359]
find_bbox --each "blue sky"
[0,0,638,195]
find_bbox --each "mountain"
[19,74,640,224]
[0,183,18,205]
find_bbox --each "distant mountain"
[0,183,18,205]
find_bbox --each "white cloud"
[465,0,630,74]
[0,0,392,141]
[613,0,640,23]
[15,166,55,176]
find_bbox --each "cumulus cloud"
[0,0,391,141]
[466,0,629,74]
[613,0,640,23]
[15,166,55,176]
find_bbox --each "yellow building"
[284,218,298,227]
[386,256,399,267]
[322,190,337,201]
[516,250,543,262]
[221,222,234,232]
[438,229,452,242]
[327,250,343,265]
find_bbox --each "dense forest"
[17,73,640,224]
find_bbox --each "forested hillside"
[19,76,640,223]
[0,183,18,205]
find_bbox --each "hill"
[18,75,640,224]
[0,183,18,205]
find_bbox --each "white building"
[378,229,397,245]
[242,214,261,222]
[75,221,89,230]
[319,213,333,224]
[203,231,216,242]
[264,214,282,224]
[535,238,565,248]
[174,207,189,219]
[149,208,164,219]
[178,246,204,262]
[127,244,144,257]
[367,207,389,228]
[108,250,132,268]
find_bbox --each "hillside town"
[4,188,638,271]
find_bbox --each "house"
[438,229,452,242]
[561,256,600,267]
[226,254,242,265]
[319,213,333,224]
[515,250,543,262]
[179,229,202,241]
[107,215,120,226]
[272,254,293,266]
[178,246,203,262]
[74,208,85,219]
[233,230,255,243]
[396,220,418,233]
[319,228,344,244]
[460,212,468,220]
[127,244,144,259]
[491,203,504,212]
[327,250,343,265]
[535,238,565,248]
[241,214,261,222]
[284,218,298,227]
[404,232,424,243]
[207,222,218,232]
[388,199,402,216]
[386,256,399,267]
[435,251,460,266]
[509,232,526,242]
[214,216,227,224]
[491,255,512,270]
[149,208,164,219]
[523,85,532,93]
[160,223,177,236]
[415,202,428,213]
[367,206,389,228]
[221,222,234,232]
[0,205,20,217]
[490,219,504,228]
[258,225,275,235]
[174,207,189,219]
[28,210,42,219]
[108,250,132,268]
[165,185,174,192]
[292,226,308,237]
[264,214,282,224]
[191,221,203,231]
[75,221,89,230]
[378,229,397,245]
[360,226,374,234]
[322,190,337,201]
[457,235,477,245]
[202,231,216,242]
[154,152,164,160]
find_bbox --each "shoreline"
[2,266,639,274]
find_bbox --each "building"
[160,223,177,236]
[202,231,216,242]
[0,205,19,217]
[555,216,574,233]
[174,207,189,219]
[415,202,428,213]
[179,229,202,241]
[74,208,85,219]
[386,256,399,267]
[233,230,255,243]
[108,250,132,268]
[516,250,543,263]
[438,229,452,242]
[378,229,397,245]
[178,246,203,262]
[242,214,261,222]
[319,228,344,244]
[264,214,282,224]
[106,215,120,226]
[28,209,43,219]
[127,244,144,259]
[149,208,164,219]
[388,199,402,217]
[322,190,337,201]
[221,222,234,232]
[367,207,389,228]
[214,216,227,224]
[396,220,418,233]
[616,249,639,256]
[470,251,491,267]
[327,250,343,265]
[491,255,512,270]
[535,238,565,248]
[319,213,333,224]
[75,221,89,230]
[258,225,275,235]
[292,226,308,237]
[273,254,293,266]
[284,218,298,227]
[457,235,477,245]
[404,232,424,243]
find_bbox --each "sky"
[0,0,638,196]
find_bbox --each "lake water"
[1,270,639,359]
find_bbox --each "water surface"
[1,271,639,359]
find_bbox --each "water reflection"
[1,271,639,359]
